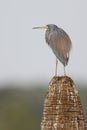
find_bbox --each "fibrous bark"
[41,76,87,130]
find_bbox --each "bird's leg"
[55,58,58,76]
[64,66,66,76]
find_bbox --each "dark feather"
[45,25,72,66]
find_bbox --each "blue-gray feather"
[45,24,72,66]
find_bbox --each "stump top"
[41,76,87,130]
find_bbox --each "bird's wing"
[49,29,72,66]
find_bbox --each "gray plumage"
[45,24,72,66]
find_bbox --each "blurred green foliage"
[0,85,86,130]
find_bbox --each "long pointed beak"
[32,26,48,30]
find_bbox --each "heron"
[33,24,72,76]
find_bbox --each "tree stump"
[41,76,87,130]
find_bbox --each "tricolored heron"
[33,24,72,76]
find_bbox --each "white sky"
[0,0,87,84]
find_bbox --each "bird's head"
[33,24,58,31]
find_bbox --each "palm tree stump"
[41,76,87,130]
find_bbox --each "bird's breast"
[45,30,58,46]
